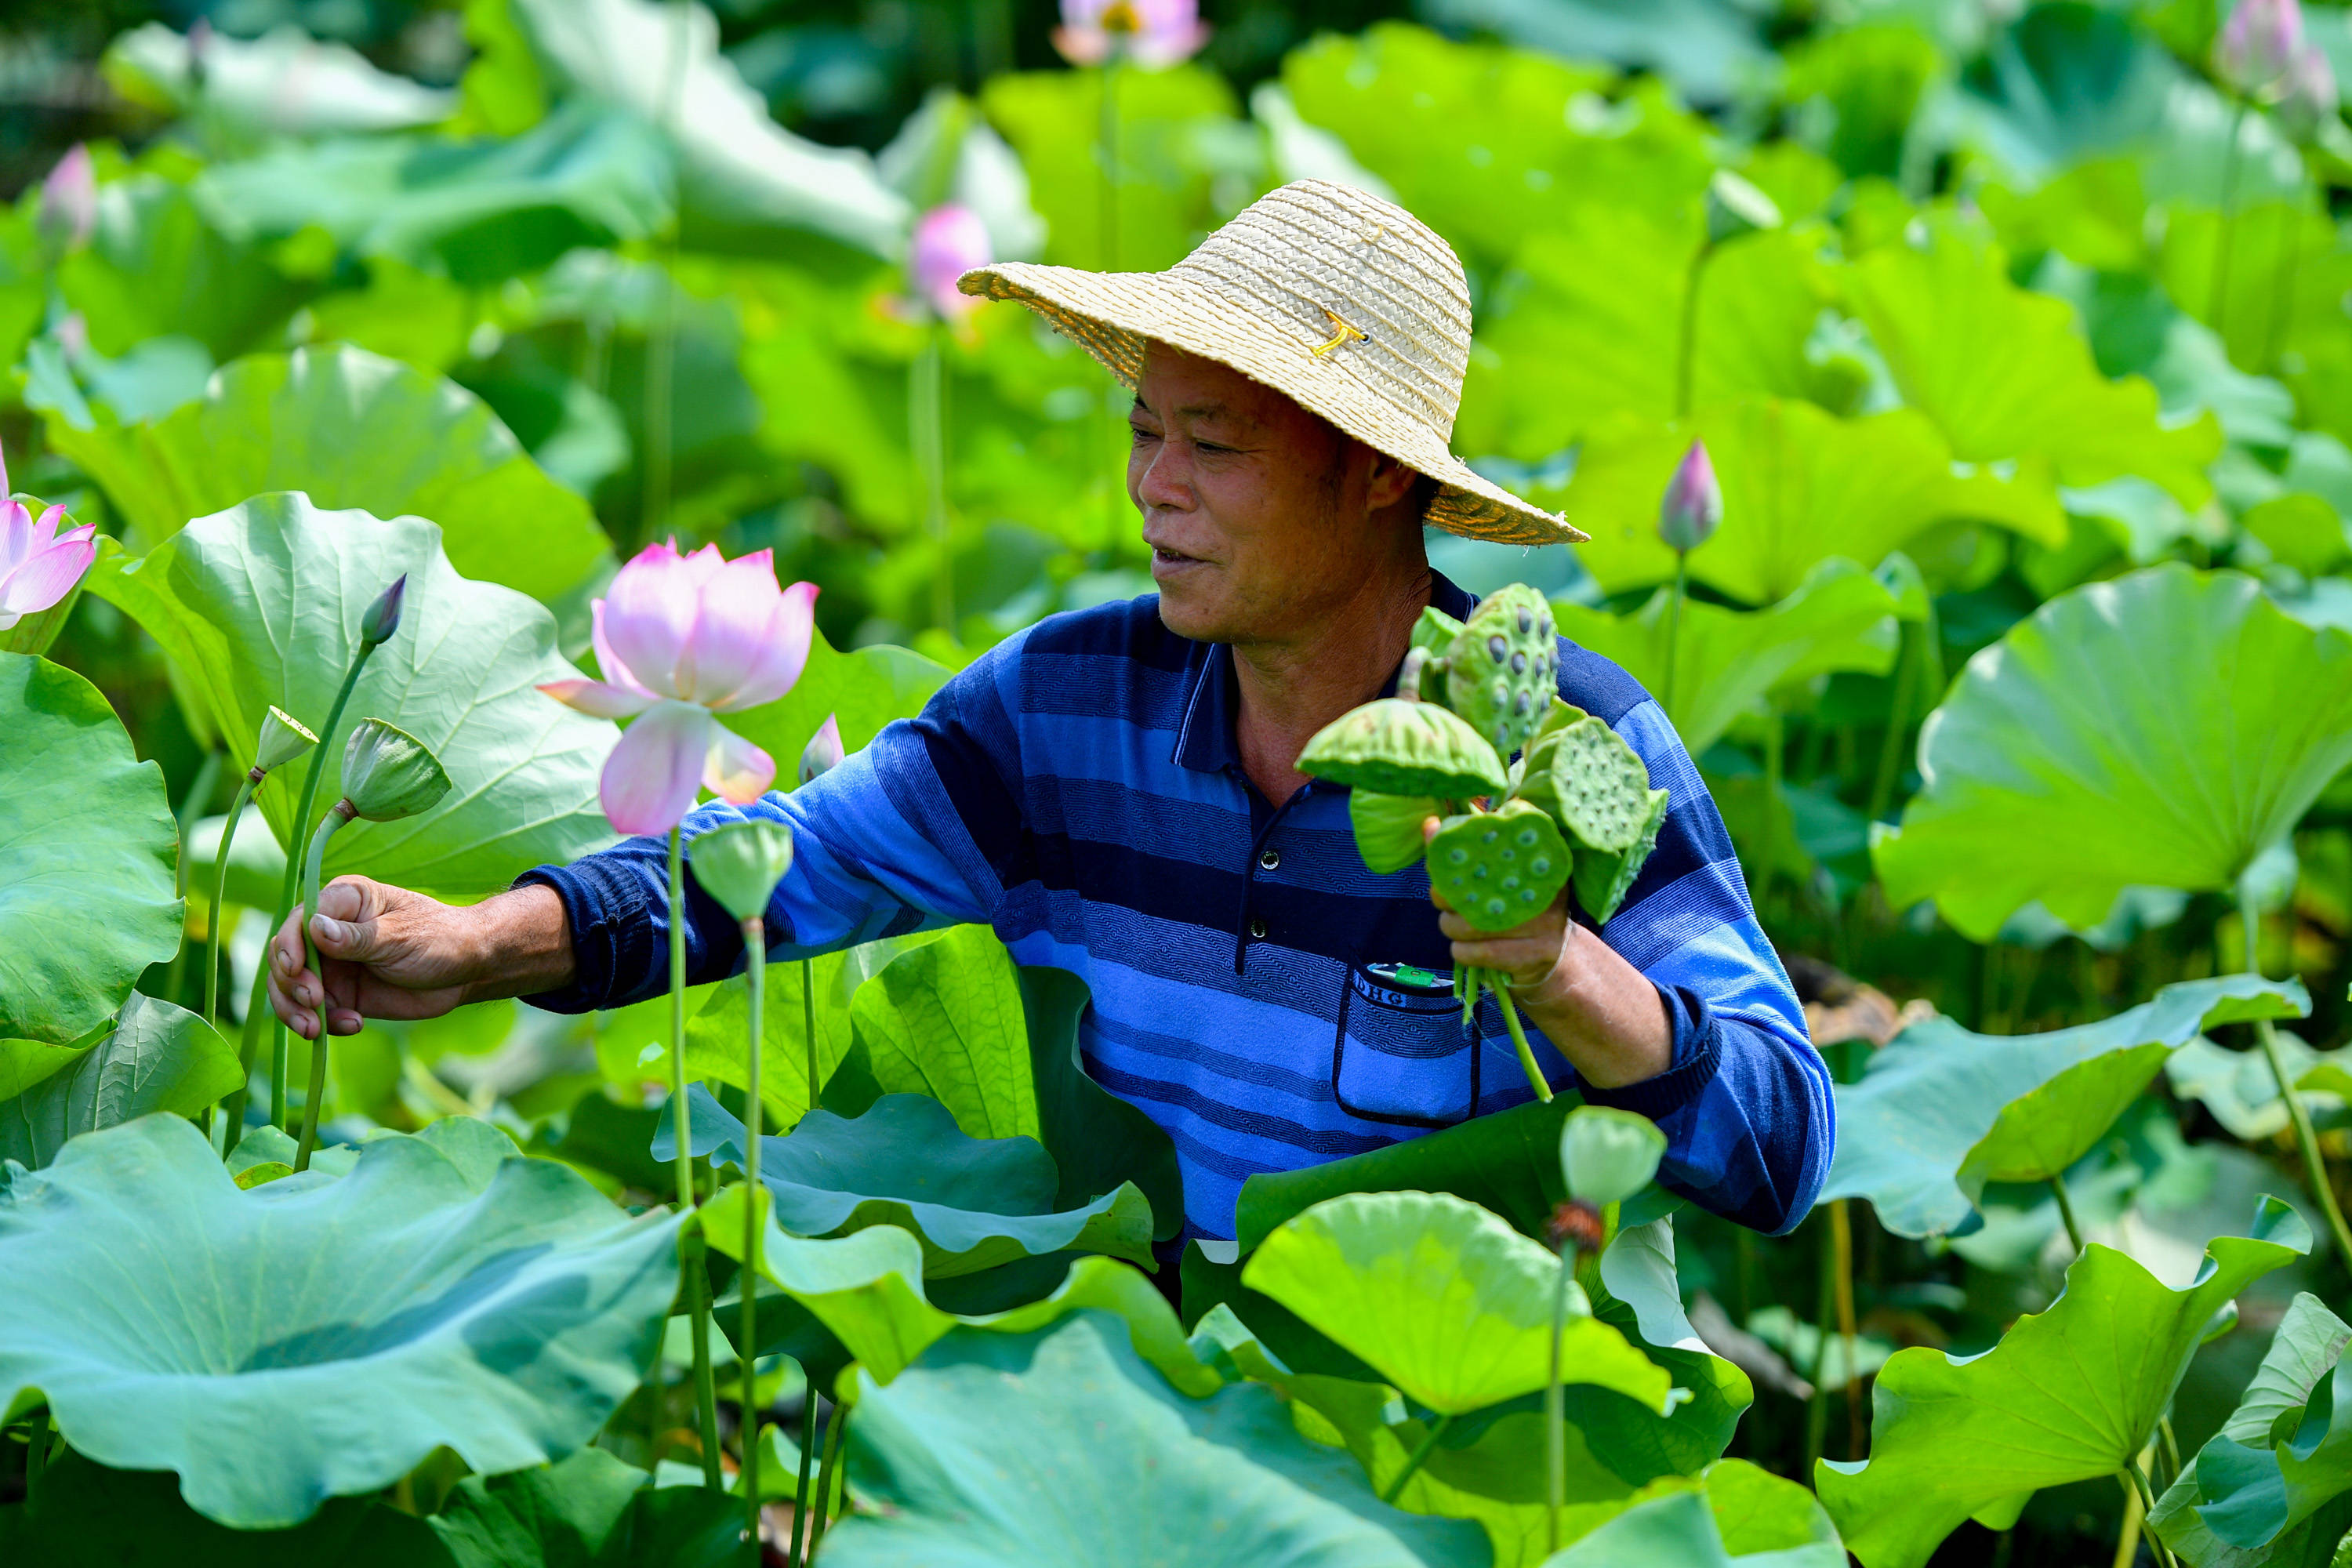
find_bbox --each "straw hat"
[956,179,1584,546]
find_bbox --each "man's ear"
[1362,447,1421,512]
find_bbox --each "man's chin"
[1152,580,1232,644]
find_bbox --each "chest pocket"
[1332,960,1481,1127]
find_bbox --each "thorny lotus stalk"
[667,827,724,1489]
[292,803,355,1172]
[2239,881,2352,1265]
[740,911,768,1548]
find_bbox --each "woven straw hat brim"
[960,261,1587,547]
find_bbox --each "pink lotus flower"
[39,145,94,254]
[799,713,846,785]
[539,541,818,836]
[910,205,992,321]
[1054,0,1210,68]
[1657,440,1722,554]
[0,446,97,632]
[2216,0,2303,97]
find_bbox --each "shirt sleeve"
[515,637,1033,1013]
[1536,697,1835,1236]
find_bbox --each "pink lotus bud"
[799,713,846,785]
[1657,441,1722,554]
[0,499,99,632]
[910,205,992,321]
[537,540,819,835]
[38,146,94,255]
[2216,0,2303,97]
[2278,41,2339,139]
[359,573,406,647]
[1054,0,1210,68]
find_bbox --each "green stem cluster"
[666,827,724,1491]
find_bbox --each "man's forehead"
[1134,343,1287,426]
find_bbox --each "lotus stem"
[668,825,725,1490]
[787,1393,819,1566]
[2113,1472,2146,1568]
[219,963,271,1160]
[1494,982,1552,1104]
[1098,49,1121,271]
[811,1403,849,1559]
[1803,1208,1837,1472]
[1545,1240,1573,1554]
[1674,241,1711,420]
[2049,1171,2085,1257]
[1379,1412,1454,1504]
[2238,881,2352,1267]
[198,768,259,1142]
[1867,620,1918,823]
[292,804,353,1172]
[639,0,688,550]
[2209,99,2251,346]
[163,749,224,1007]
[22,1410,48,1503]
[1830,1196,1864,1457]
[913,327,953,634]
[1661,552,1688,724]
[803,956,819,1114]
[741,913,766,1548]
[2158,1414,2183,1492]
[270,644,377,1126]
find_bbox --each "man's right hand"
[267,879,575,1040]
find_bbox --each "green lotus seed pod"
[1406,607,1462,706]
[1298,699,1509,801]
[337,718,451,822]
[691,818,796,922]
[252,705,318,772]
[1559,1105,1667,1207]
[1348,788,1439,874]
[1543,717,1657,855]
[1444,584,1557,760]
[1570,786,1669,926]
[1425,800,1573,932]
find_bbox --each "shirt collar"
[1172,568,1478,775]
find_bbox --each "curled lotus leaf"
[1444,584,1558,758]
[1427,801,1572,931]
[1298,699,1508,802]
[0,1114,684,1529]
[1349,788,1441,875]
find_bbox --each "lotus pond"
[10,0,2352,1564]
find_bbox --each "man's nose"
[1132,443,1192,513]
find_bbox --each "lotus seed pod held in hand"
[1540,717,1660,855]
[1443,585,1557,760]
[1298,698,1509,801]
[1657,441,1722,554]
[690,818,797,923]
[1570,785,1669,927]
[1426,800,1571,931]
[253,705,320,772]
[1348,788,1441,874]
[799,713,846,784]
[338,718,452,822]
[1704,169,1782,247]
[358,574,407,648]
[1559,1106,1667,1207]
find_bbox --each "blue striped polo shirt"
[521,573,1833,1240]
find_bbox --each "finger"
[308,877,387,962]
[322,954,368,1035]
[267,964,319,1040]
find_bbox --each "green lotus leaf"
[192,105,672,291]
[186,804,285,913]
[722,628,951,795]
[1352,789,1443,874]
[675,937,914,1127]
[45,344,609,600]
[847,923,1038,1141]
[0,654,180,1048]
[1446,586,1559,759]
[1842,227,2223,509]
[1301,698,1511,802]
[0,1114,683,1528]
[821,1313,1490,1568]
[1539,402,2063,604]
[656,1086,1152,1277]
[0,993,238,1170]
[1428,803,1572,931]
[428,1447,743,1568]
[1552,557,1904,756]
[1874,566,2352,939]
[2167,1030,2352,1143]
[2151,1293,2352,1566]
[54,172,293,364]
[702,1202,1208,1389]
[1242,1190,1674,1417]
[1548,1461,1846,1566]
[87,495,617,901]
[1817,1197,2314,1568]
[105,21,455,138]
[1820,975,2307,1238]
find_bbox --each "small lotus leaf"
[0,1114,682,1528]
[1350,788,1441,875]
[1426,802,1571,931]
[0,992,238,1169]
[1816,1198,2313,1568]
[1241,1189,1673,1416]
[1444,585,1558,758]
[1298,698,1510,802]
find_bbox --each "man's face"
[1128,343,1405,645]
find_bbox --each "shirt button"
[1258,848,1280,871]
[1249,917,1268,940]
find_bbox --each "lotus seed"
[1511,650,1526,673]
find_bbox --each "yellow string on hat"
[1310,307,1369,359]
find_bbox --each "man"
[270,180,1831,1250]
